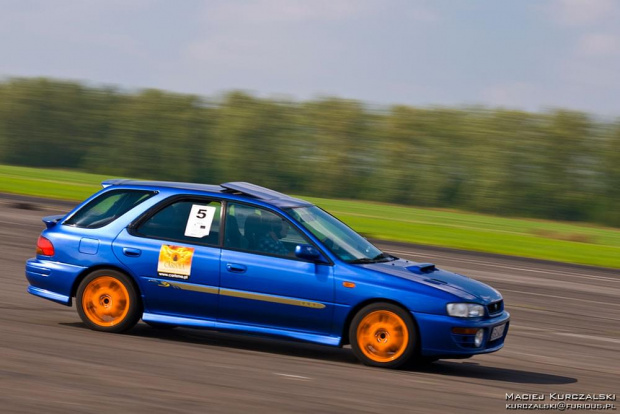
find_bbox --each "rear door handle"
[226,263,247,273]
[122,247,142,257]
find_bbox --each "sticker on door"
[157,244,195,279]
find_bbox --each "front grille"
[487,300,503,315]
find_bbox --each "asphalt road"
[1,195,618,413]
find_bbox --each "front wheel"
[349,303,417,368]
[76,269,141,333]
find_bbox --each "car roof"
[101,179,313,208]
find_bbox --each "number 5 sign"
[184,205,217,238]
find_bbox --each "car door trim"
[147,278,326,309]
[219,288,326,309]
[147,278,219,295]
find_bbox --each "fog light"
[474,329,484,347]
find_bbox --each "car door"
[113,197,222,320]
[219,202,334,336]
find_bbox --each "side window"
[136,199,222,246]
[64,190,155,229]
[224,203,309,258]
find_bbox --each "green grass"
[0,165,112,200]
[2,164,619,268]
[303,197,620,268]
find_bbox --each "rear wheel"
[76,269,141,333]
[349,302,417,368]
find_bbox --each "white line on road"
[552,332,620,344]
[505,324,620,345]
[501,288,620,308]
[273,373,312,380]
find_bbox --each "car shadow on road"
[61,321,359,364]
[409,360,577,384]
[61,322,577,385]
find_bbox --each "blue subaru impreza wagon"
[26,180,509,368]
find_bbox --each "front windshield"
[285,206,394,263]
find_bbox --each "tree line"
[0,77,618,227]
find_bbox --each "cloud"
[547,0,617,26]
[480,82,539,109]
[205,0,377,24]
[559,53,620,88]
[182,0,383,74]
[202,0,438,26]
[576,33,620,57]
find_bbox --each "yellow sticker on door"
[157,245,195,279]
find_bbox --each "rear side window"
[65,190,155,229]
[134,199,222,246]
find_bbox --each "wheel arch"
[71,264,142,301]
[340,298,421,348]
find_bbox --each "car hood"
[361,259,502,303]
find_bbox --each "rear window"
[64,190,155,229]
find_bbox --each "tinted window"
[136,199,221,246]
[65,190,155,229]
[224,203,308,258]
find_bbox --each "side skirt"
[142,312,341,346]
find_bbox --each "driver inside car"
[258,215,290,256]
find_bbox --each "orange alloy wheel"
[81,276,130,327]
[356,310,409,363]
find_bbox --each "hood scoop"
[406,263,436,274]
[425,278,448,285]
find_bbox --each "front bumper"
[414,310,510,357]
[25,257,86,306]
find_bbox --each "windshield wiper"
[348,252,396,264]
[347,258,378,264]
[374,252,396,261]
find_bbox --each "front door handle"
[122,247,142,257]
[226,263,247,273]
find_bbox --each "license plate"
[490,324,506,341]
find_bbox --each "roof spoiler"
[101,179,132,188]
[42,214,65,229]
[220,181,308,203]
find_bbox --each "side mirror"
[295,244,325,262]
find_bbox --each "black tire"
[76,269,141,333]
[349,302,417,369]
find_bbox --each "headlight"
[446,303,485,318]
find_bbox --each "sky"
[1,0,619,116]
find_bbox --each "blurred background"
[0,0,619,226]
[1,81,619,227]
[1,3,620,412]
